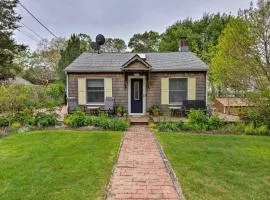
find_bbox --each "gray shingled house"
[65,42,208,115]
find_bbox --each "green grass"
[156,132,270,200]
[0,130,123,200]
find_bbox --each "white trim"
[206,73,208,105]
[128,76,146,115]
[66,74,69,107]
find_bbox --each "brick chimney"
[179,37,189,52]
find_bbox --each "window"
[134,81,140,100]
[169,78,187,104]
[87,79,104,103]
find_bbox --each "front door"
[131,79,143,114]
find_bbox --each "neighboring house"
[65,40,208,115]
[0,76,32,85]
[214,98,253,115]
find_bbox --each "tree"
[23,66,54,85]
[56,34,91,83]
[128,31,160,52]
[159,14,231,64]
[211,1,270,94]
[211,18,254,95]
[36,37,66,70]
[101,38,126,53]
[0,0,25,80]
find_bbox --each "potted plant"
[116,105,126,117]
[148,105,160,117]
[148,115,154,125]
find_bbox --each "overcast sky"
[14,0,252,50]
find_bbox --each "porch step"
[129,116,148,125]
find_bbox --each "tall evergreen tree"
[0,0,25,80]
[56,34,90,83]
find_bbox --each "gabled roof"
[215,98,253,107]
[121,54,152,71]
[65,52,208,72]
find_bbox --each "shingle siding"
[67,71,206,112]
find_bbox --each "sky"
[14,0,252,50]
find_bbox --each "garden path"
[106,126,181,200]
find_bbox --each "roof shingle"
[65,52,208,72]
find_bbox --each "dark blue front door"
[131,79,143,113]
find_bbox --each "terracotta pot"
[152,110,159,117]
[148,120,154,125]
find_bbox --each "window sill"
[85,103,105,106]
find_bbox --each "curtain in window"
[169,78,187,104]
[87,79,104,103]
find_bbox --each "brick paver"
[106,126,180,200]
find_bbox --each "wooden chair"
[100,97,115,116]
[181,100,206,115]
[67,97,78,113]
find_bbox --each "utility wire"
[17,28,41,43]
[20,22,44,40]
[18,2,57,38]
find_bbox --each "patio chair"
[67,97,78,113]
[100,97,115,115]
[181,100,206,115]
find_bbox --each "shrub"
[64,110,87,127]
[65,111,130,131]
[0,116,10,127]
[224,122,246,134]
[45,83,65,106]
[208,115,225,130]
[187,109,209,130]
[244,122,255,135]
[11,122,22,130]
[255,125,269,135]
[0,84,65,114]
[12,109,34,125]
[34,112,58,127]
[157,121,183,132]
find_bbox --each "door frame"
[128,76,146,115]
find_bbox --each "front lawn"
[0,130,122,200]
[156,133,270,200]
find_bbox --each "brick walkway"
[106,126,180,200]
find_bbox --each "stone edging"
[104,129,127,200]
[152,132,186,200]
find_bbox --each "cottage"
[214,98,253,115]
[65,41,208,115]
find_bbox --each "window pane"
[87,91,104,102]
[87,79,104,87]
[169,79,187,90]
[169,78,187,104]
[169,91,186,103]
[134,81,140,100]
[87,79,104,103]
